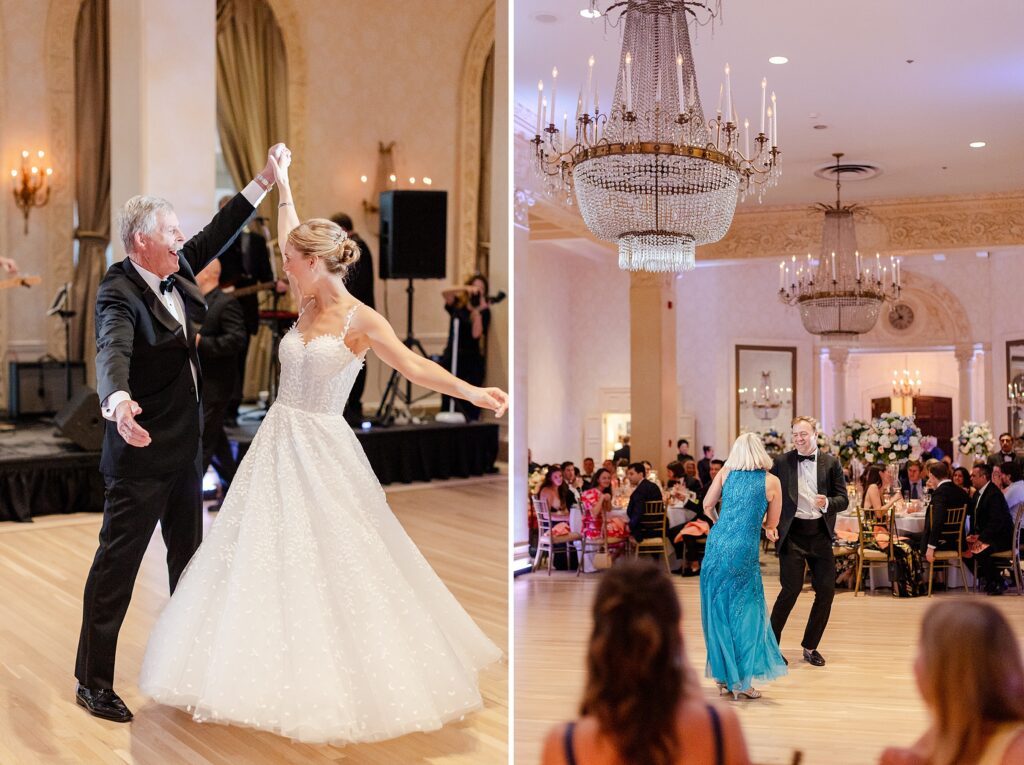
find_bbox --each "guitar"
[223,281,278,298]
[0,275,41,290]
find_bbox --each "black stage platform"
[0,418,499,522]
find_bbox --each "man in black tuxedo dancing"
[769,416,848,667]
[74,144,286,723]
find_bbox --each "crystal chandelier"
[1009,379,1024,412]
[532,0,781,273]
[778,153,901,337]
[892,368,922,398]
[738,371,791,421]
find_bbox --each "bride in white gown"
[138,147,508,744]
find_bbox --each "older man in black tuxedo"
[769,416,848,667]
[74,145,285,724]
[922,460,970,559]
[969,463,1015,595]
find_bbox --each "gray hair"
[117,195,174,254]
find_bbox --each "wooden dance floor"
[0,476,507,765]
[514,557,1024,765]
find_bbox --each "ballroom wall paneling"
[289,0,493,414]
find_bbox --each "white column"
[955,343,975,430]
[828,346,849,431]
[630,271,678,470]
[511,192,531,561]
[110,0,217,256]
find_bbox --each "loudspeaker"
[55,387,104,452]
[7,360,88,418]
[378,190,447,280]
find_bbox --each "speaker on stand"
[374,190,448,426]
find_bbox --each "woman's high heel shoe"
[715,682,728,695]
[732,687,762,700]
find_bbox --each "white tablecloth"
[834,511,925,537]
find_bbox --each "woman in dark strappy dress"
[540,561,751,765]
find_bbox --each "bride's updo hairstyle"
[287,218,360,275]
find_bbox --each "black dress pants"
[75,463,202,689]
[770,519,835,651]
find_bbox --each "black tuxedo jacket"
[770,449,848,546]
[987,452,1023,470]
[95,193,256,477]
[973,482,1014,550]
[626,479,664,541]
[219,230,274,334]
[198,288,247,404]
[925,481,971,550]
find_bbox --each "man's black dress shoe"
[802,649,826,667]
[76,684,133,722]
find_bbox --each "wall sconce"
[358,142,432,215]
[11,150,52,234]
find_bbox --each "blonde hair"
[724,433,774,471]
[918,601,1024,765]
[791,415,818,431]
[287,218,360,275]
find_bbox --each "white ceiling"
[514,0,1024,208]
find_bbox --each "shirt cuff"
[241,179,268,208]
[101,390,131,421]
[927,544,936,550]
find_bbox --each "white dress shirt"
[101,180,267,421]
[794,450,822,520]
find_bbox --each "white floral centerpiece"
[760,429,787,456]
[957,421,995,461]
[816,430,833,454]
[857,412,922,464]
[832,418,872,465]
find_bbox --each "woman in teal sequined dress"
[699,433,788,700]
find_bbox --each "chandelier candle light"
[532,0,781,273]
[738,370,791,421]
[778,153,901,337]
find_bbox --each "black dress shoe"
[782,655,789,666]
[76,684,133,722]
[802,648,826,667]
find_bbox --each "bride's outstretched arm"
[355,308,508,417]
[269,147,300,246]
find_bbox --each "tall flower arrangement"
[957,421,995,461]
[760,429,787,456]
[832,418,872,465]
[856,412,922,464]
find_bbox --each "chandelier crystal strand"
[779,152,900,337]
[532,0,780,273]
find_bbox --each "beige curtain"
[475,46,494,277]
[71,0,111,384]
[216,0,289,398]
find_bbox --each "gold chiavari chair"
[989,502,1024,595]
[853,505,895,596]
[927,504,969,596]
[531,497,582,576]
[630,500,670,571]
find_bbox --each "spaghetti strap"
[707,704,724,765]
[562,721,578,765]
[341,303,359,338]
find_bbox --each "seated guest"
[625,462,664,542]
[537,464,575,514]
[561,461,583,502]
[952,466,973,496]
[901,461,926,500]
[1001,461,1024,520]
[665,461,685,489]
[858,464,925,597]
[968,464,1015,595]
[542,561,751,765]
[704,460,725,520]
[879,601,1024,765]
[988,432,1023,471]
[580,469,630,550]
[862,465,900,519]
[580,457,596,487]
[196,259,247,502]
[676,438,691,462]
[682,458,704,494]
[922,461,970,561]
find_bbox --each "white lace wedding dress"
[139,305,501,744]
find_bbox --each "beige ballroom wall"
[0,0,503,414]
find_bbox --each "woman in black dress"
[441,274,491,420]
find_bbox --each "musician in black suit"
[330,213,375,425]
[196,259,247,498]
[625,462,664,542]
[769,416,848,667]
[218,199,279,423]
[969,463,1016,594]
[74,145,284,724]
[922,460,970,558]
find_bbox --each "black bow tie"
[797,453,816,462]
[159,276,176,295]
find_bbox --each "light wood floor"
[514,557,1024,765]
[0,476,507,765]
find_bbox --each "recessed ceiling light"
[813,124,829,130]
[768,56,789,65]
[969,141,986,148]
[933,253,946,261]
[534,12,558,23]
[580,8,601,18]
